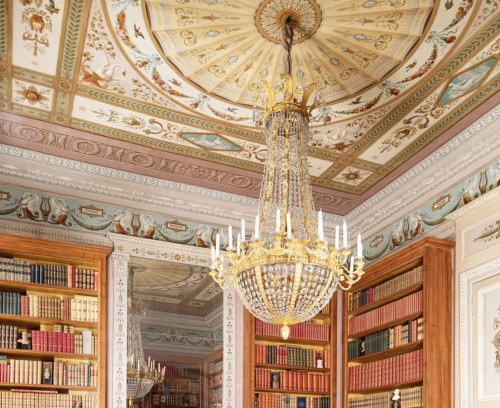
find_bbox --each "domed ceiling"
[146,0,433,106]
[0,0,498,214]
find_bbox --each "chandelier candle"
[209,16,364,340]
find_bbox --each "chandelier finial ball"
[281,324,291,340]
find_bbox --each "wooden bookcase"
[244,296,337,408]
[342,238,454,408]
[205,349,223,407]
[154,362,202,408]
[0,233,110,407]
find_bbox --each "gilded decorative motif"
[12,80,53,110]
[333,167,372,187]
[255,0,322,44]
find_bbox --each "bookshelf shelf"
[342,238,454,408]
[0,348,98,360]
[255,335,330,347]
[347,378,423,395]
[348,282,423,317]
[0,233,110,408]
[245,299,336,408]
[0,313,99,329]
[255,363,330,373]
[0,382,98,391]
[0,279,97,296]
[348,340,423,365]
[254,388,330,396]
[347,311,424,340]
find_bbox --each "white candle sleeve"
[318,210,324,241]
[241,219,245,242]
[286,212,292,239]
[215,233,220,257]
[228,225,233,250]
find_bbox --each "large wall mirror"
[107,234,236,408]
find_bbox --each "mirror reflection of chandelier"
[127,270,165,407]
[210,16,365,340]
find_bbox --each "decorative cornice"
[345,105,500,233]
[0,218,112,247]
[428,219,456,241]
[446,187,500,221]
[0,104,498,238]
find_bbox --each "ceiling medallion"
[255,0,322,44]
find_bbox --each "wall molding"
[459,257,500,408]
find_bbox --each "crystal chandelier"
[210,17,364,340]
[127,271,165,407]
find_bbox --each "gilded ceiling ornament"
[255,0,322,44]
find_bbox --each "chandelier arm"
[282,16,294,76]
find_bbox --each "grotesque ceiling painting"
[0,0,498,215]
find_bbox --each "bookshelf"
[148,362,201,408]
[0,233,110,407]
[205,349,223,407]
[343,238,454,408]
[244,296,336,408]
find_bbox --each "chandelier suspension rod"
[282,16,294,77]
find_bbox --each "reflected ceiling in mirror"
[129,257,222,317]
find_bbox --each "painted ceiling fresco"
[129,257,222,316]
[0,0,498,214]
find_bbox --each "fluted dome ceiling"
[146,0,433,106]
